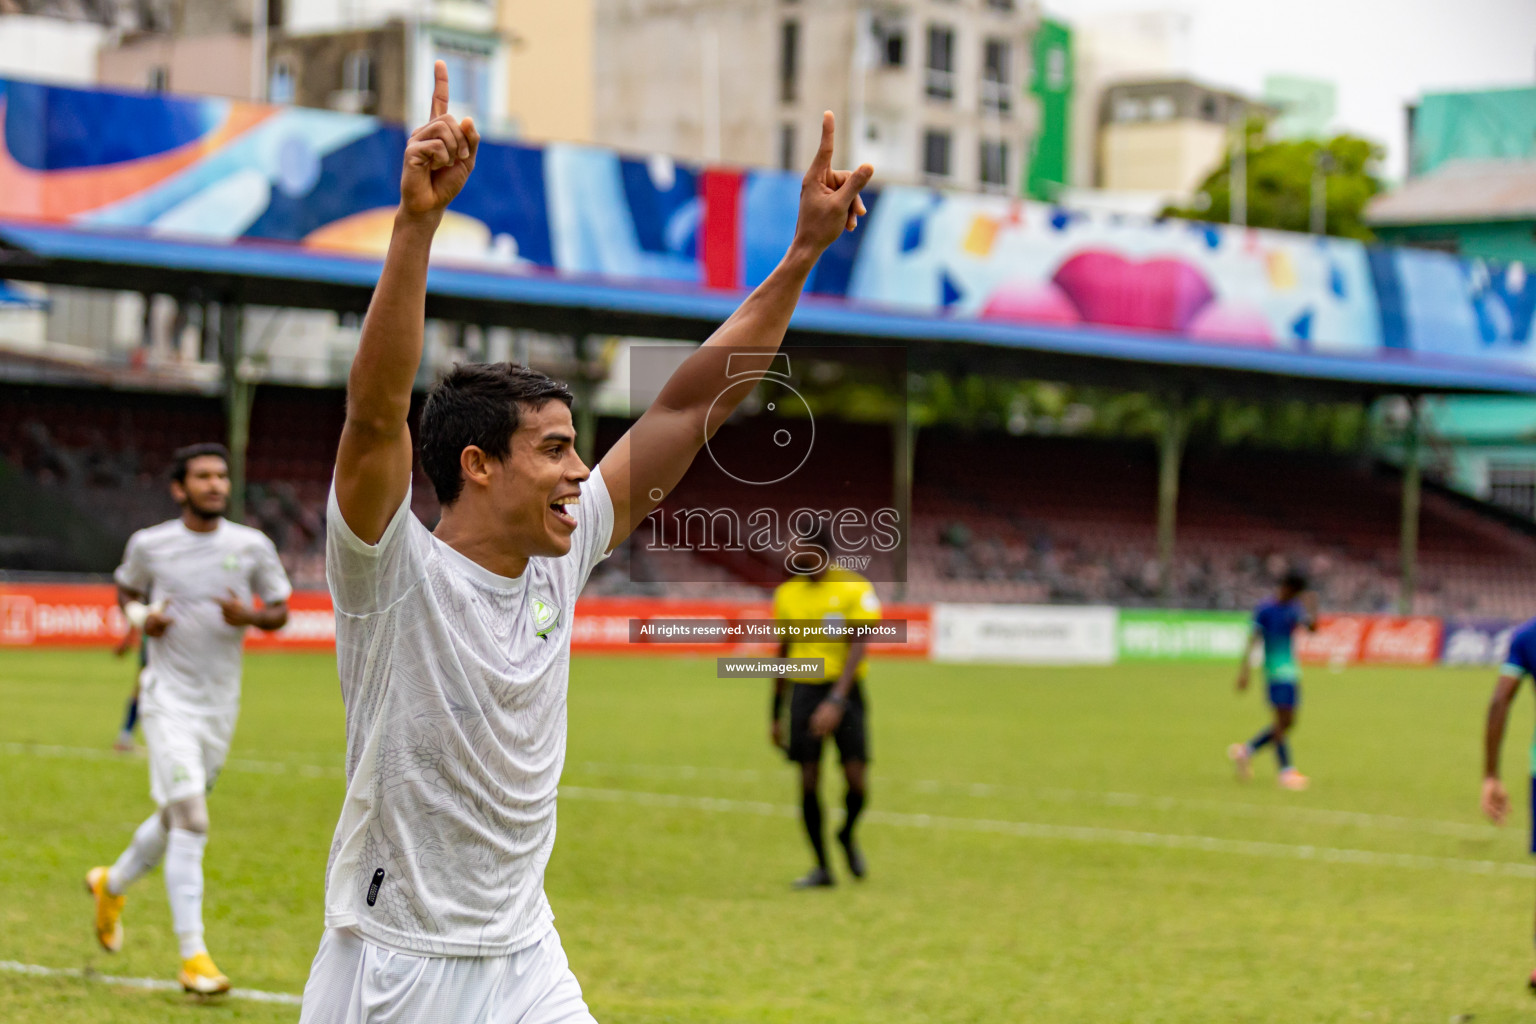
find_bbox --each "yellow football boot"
[178,952,231,995]
[84,867,124,953]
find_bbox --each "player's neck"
[433,509,531,580]
[179,509,222,533]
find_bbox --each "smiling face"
[171,455,230,520]
[478,401,589,558]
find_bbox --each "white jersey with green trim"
[322,469,613,957]
[113,517,292,715]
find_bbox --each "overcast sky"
[1045,0,1536,179]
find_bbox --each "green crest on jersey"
[222,553,240,571]
[531,594,561,639]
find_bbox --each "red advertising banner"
[1295,614,1443,666]
[0,585,933,658]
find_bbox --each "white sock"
[164,828,208,959]
[107,813,168,895]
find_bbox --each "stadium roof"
[4,219,1535,401]
[1367,159,1536,226]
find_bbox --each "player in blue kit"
[1478,617,1536,990]
[1229,572,1317,790]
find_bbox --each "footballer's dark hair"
[419,362,574,506]
[170,443,231,483]
[1281,570,1309,593]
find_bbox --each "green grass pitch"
[4,648,1536,1022]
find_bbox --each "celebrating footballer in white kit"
[86,442,292,995]
[298,60,873,1023]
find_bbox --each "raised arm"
[333,61,479,543]
[598,112,873,549]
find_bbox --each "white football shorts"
[298,925,598,1024]
[140,700,238,808]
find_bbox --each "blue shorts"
[1267,681,1300,709]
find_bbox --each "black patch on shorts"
[366,868,385,907]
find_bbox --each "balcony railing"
[925,67,954,100]
[980,79,1011,115]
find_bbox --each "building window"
[1148,95,1175,121]
[985,0,1015,9]
[343,50,374,96]
[871,15,905,67]
[925,25,954,100]
[147,66,169,92]
[778,124,795,170]
[923,129,951,178]
[780,19,799,104]
[1113,96,1145,122]
[435,42,493,123]
[269,59,294,104]
[981,38,1011,114]
[980,139,1008,189]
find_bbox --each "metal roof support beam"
[1157,394,1190,607]
[218,298,254,525]
[1399,395,1422,615]
[569,335,599,469]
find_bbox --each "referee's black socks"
[802,791,829,870]
[841,788,865,841]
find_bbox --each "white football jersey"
[322,468,613,957]
[114,517,292,715]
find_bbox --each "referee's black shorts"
[787,681,869,765]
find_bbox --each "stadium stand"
[910,430,1536,616]
[4,383,1536,614]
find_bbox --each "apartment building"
[1097,78,1270,196]
[595,0,1041,193]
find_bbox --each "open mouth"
[549,494,579,528]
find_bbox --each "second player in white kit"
[87,442,292,995]
[300,60,873,1022]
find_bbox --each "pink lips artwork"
[981,249,1277,346]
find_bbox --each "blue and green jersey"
[1253,599,1304,683]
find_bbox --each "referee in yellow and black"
[771,522,881,888]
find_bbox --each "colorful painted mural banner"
[0,77,1530,378]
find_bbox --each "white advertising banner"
[931,604,1119,665]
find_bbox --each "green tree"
[1163,122,1385,242]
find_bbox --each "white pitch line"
[558,785,1536,880]
[0,742,345,779]
[0,743,1507,845]
[0,959,302,1005]
[573,760,1498,841]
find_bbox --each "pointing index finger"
[431,59,449,120]
[809,110,834,177]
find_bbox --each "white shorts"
[140,701,238,808]
[298,926,598,1024]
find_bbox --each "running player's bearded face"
[172,455,230,520]
[485,402,588,558]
